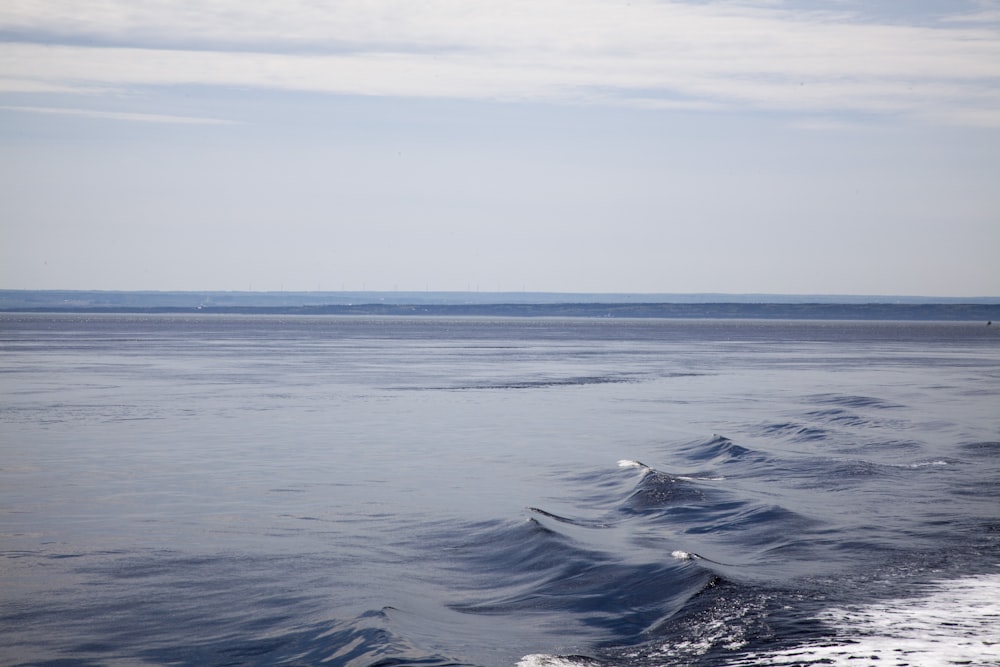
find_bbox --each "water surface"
[1,314,998,666]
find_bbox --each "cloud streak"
[0,104,239,124]
[2,0,999,125]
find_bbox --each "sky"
[2,0,999,297]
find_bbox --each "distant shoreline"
[3,302,999,321]
[1,290,998,320]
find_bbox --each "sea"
[1,313,998,667]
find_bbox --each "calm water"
[1,314,998,666]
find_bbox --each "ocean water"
[1,313,998,667]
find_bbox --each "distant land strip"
[2,301,998,321]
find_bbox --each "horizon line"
[2,288,998,303]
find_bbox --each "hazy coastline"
[2,290,998,320]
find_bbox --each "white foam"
[517,654,593,667]
[671,550,694,560]
[886,459,952,469]
[907,459,950,467]
[730,572,1000,666]
[518,574,1000,667]
[617,459,647,469]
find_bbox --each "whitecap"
[676,475,726,481]
[907,459,950,467]
[729,572,1000,666]
[517,654,594,667]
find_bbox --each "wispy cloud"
[0,104,239,125]
[2,0,999,125]
[0,77,108,94]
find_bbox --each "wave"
[672,434,758,465]
[503,431,1000,667]
[806,393,905,410]
[445,517,718,644]
[749,392,912,449]
[454,375,637,390]
[14,433,989,667]
[461,434,995,665]
[960,440,1000,458]
[619,469,708,512]
[437,446,818,653]
[755,421,831,443]
[4,440,992,667]
[523,571,1000,667]
[720,572,1000,667]
[395,374,640,391]
[2,552,472,667]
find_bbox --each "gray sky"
[2,0,999,296]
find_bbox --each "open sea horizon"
[2,313,998,666]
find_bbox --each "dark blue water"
[1,314,998,666]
